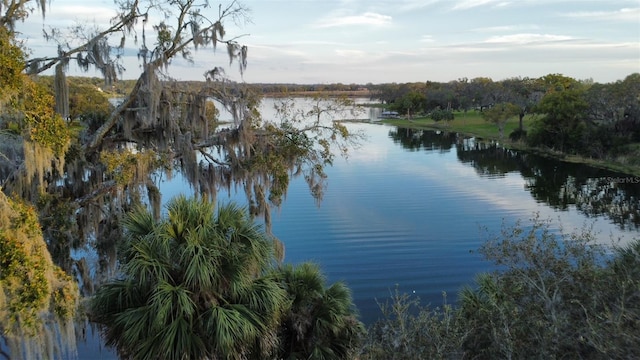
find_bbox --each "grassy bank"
[381,111,640,177]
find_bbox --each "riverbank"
[380,111,640,177]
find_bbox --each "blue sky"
[16,0,640,84]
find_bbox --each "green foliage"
[91,197,280,359]
[91,196,365,359]
[460,215,639,359]
[274,262,365,359]
[394,91,426,118]
[100,148,163,187]
[1,69,71,157]
[0,195,51,332]
[508,128,527,141]
[362,215,640,359]
[528,88,588,153]
[1,25,70,157]
[0,27,24,105]
[68,83,112,120]
[362,288,465,360]
[482,102,521,139]
[0,192,79,357]
[429,109,454,122]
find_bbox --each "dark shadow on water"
[390,127,640,231]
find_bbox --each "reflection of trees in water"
[456,138,525,178]
[389,127,640,230]
[388,127,455,153]
[457,139,640,230]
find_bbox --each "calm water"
[157,119,640,324]
[76,100,640,357]
[255,123,640,323]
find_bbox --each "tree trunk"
[519,112,525,132]
[86,73,146,150]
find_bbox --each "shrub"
[508,128,527,141]
[429,109,454,122]
[362,215,640,359]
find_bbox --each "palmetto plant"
[273,262,365,360]
[90,196,287,360]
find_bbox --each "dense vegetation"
[362,217,640,359]
[1,0,638,359]
[0,192,79,359]
[2,1,359,358]
[368,74,640,171]
[90,196,363,359]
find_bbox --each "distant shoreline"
[380,115,640,177]
[260,89,372,98]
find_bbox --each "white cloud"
[314,12,392,28]
[473,24,540,33]
[565,7,640,22]
[451,0,505,10]
[484,33,575,45]
[395,0,441,12]
[335,49,368,58]
[420,35,435,43]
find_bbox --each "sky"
[15,0,640,84]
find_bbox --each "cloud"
[420,35,435,43]
[564,7,640,22]
[335,49,368,58]
[243,44,310,60]
[314,12,392,28]
[395,0,441,12]
[484,33,575,45]
[472,24,540,33]
[451,0,508,10]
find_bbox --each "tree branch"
[24,2,144,75]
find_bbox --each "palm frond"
[121,235,171,284]
[206,305,263,357]
[91,197,295,359]
[181,241,221,291]
[149,280,196,326]
[123,204,157,239]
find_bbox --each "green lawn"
[380,110,640,176]
[381,110,535,141]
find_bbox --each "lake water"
[259,124,640,323]
[76,99,640,357]
[158,119,639,323]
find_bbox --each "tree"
[3,0,358,219]
[90,196,364,359]
[273,262,364,359]
[0,26,23,107]
[2,0,360,298]
[528,88,588,153]
[501,77,545,135]
[90,196,288,359]
[0,192,79,360]
[393,91,426,119]
[468,77,499,111]
[460,215,640,359]
[482,102,521,139]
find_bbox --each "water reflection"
[390,127,640,230]
[388,127,455,153]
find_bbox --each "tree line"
[369,74,640,166]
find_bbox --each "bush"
[362,215,640,359]
[361,288,465,360]
[429,109,454,122]
[508,128,527,141]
